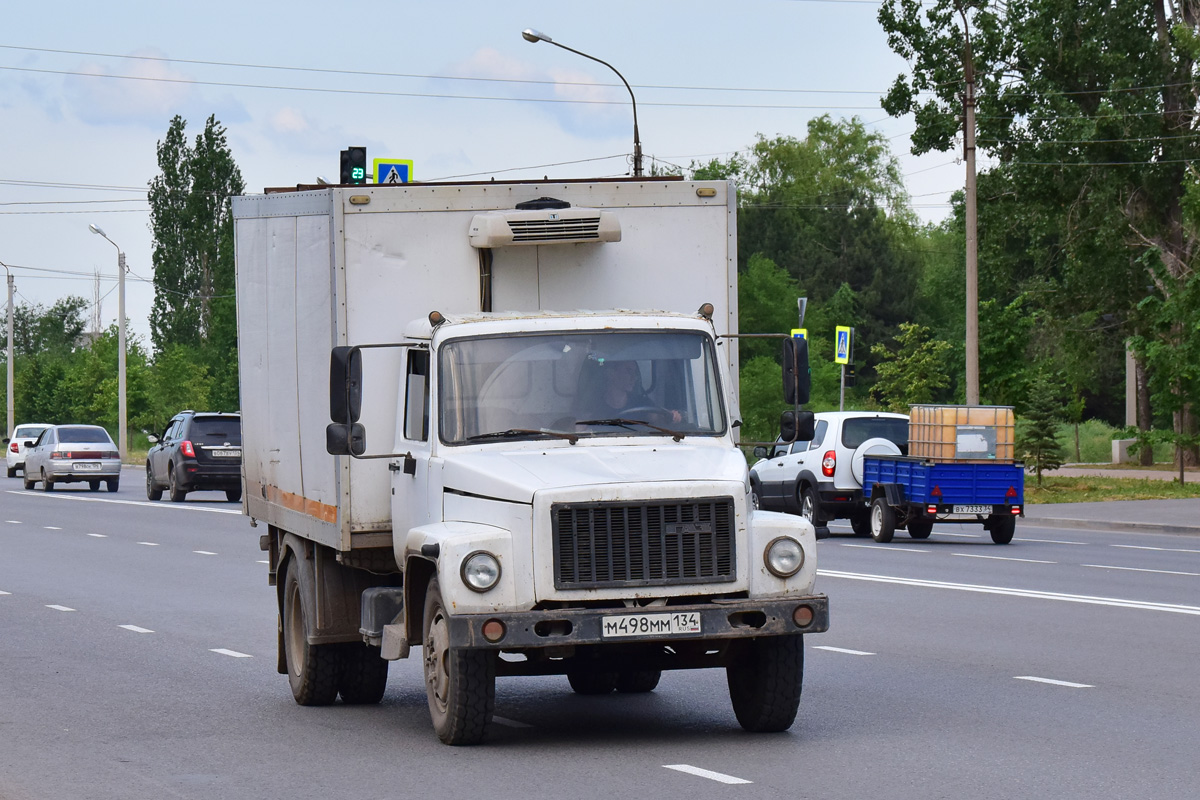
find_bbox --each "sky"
[0,0,966,350]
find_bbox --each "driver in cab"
[591,359,683,423]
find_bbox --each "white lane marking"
[119,625,154,633]
[840,544,931,553]
[663,765,752,785]
[814,645,875,656]
[44,526,62,530]
[953,553,1057,564]
[87,533,107,538]
[935,532,983,538]
[46,604,76,612]
[492,716,533,729]
[1112,544,1200,554]
[1015,676,1093,688]
[194,550,217,556]
[1021,538,1087,545]
[1,590,10,596]
[5,490,241,515]
[256,560,269,564]
[5,520,22,524]
[817,569,1200,615]
[1082,564,1200,577]
[138,542,159,546]
[210,648,252,658]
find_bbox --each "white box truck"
[233,178,828,745]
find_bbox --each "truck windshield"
[438,330,727,444]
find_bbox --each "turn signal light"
[181,440,196,458]
[792,605,814,628]
[821,450,836,477]
[482,619,506,643]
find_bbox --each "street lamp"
[88,224,127,460]
[1,260,13,440]
[522,28,644,178]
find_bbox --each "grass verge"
[1025,475,1200,504]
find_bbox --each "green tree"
[140,345,212,435]
[870,322,954,412]
[1017,370,1066,486]
[148,114,244,412]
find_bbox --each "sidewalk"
[1023,498,1200,536]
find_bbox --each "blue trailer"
[862,455,1024,544]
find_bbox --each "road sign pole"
[840,364,845,412]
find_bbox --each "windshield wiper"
[464,428,579,445]
[575,418,686,442]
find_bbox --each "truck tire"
[423,578,495,745]
[615,670,661,693]
[870,496,895,543]
[726,634,804,733]
[799,485,825,526]
[282,561,341,706]
[988,515,1016,544]
[146,464,162,501]
[338,643,389,704]
[850,509,871,537]
[567,670,618,694]
[907,518,933,539]
[168,468,187,502]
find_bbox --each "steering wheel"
[620,405,673,418]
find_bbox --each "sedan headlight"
[461,551,501,593]
[764,537,804,578]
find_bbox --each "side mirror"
[329,346,363,424]
[326,423,367,456]
[1,438,8,446]
[146,435,158,444]
[752,446,767,459]
[780,410,815,443]
[782,337,811,405]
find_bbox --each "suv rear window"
[57,426,113,443]
[190,416,242,445]
[14,425,47,438]
[841,418,908,452]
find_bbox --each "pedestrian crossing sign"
[835,326,852,365]
[373,159,414,184]
[791,328,807,340]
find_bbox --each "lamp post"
[522,28,644,178]
[1,260,13,439]
[88,224,127,460]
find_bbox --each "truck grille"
[552,498,736,589]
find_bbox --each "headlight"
[764,537,804,578]
[461,551,501,593]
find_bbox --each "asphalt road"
[2,476,1198,800]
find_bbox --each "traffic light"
[340,147,367,184]
[844,363,857,387]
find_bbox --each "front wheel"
[870,496,895,543]
[726,635,804,732]
[988,515,1016,544]
[423,578,495,745]
[146,464,162,501]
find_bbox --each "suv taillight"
[181,440,196,458]
[8,442,16,453]
[822,450,836,477]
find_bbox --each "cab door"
[390,348,433,542]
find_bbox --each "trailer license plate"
[601,612,702,638]
[213,449,239,458]
[953,504,991,514]
[73,462,102,472]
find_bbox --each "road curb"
[1024,516,1200,537]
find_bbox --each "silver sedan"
[23,425,122,492]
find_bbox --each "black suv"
[146,411,242,502]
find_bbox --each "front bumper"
[446,594,829,650]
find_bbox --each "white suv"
[5,423,51,478]
[750,411,909,535]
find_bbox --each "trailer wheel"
[282,561,341,706]
[726,634,804,732]
[988,515,1016,544]
[423,578,495,745]
[616,670,662,693]
[850,509,871,537]
[338,643,389,704]
[870,497,895,543]
[907,518,933,539]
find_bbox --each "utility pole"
[3,261,13,439]
[961,7,980,406]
